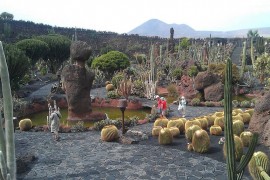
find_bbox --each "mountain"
[128,19,270,38]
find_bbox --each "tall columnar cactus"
[250,38,256,74]
[240,41,247,79]
[0,41,16,179]
[117,76,132,100]
[224,58,258,180]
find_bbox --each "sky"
[1,0,270,34]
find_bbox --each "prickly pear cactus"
[192,129,210,153]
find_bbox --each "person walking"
[155,95,163,116]
[178,96,187,117]
[49,107,62,141]
[161,97,167,118]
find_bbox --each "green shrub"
[106,90,120,99]
[131,80,145,97]
[111,72,124,89]
[172,68,182,80]
[191,98,200,106]
[240,100,251,108]
[187,65,198,77]
[205,101,215,107]
[93,119,121,131]
[232,100,239,107]
[167,84,178,97]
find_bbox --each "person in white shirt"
[178,96,187,117]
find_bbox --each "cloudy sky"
[1,0,270,34]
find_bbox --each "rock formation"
[248,90,270,147]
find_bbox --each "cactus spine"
[0,41,16,179]
[224,58,258,180]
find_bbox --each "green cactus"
[192,129,210,153]
[224,58,258,180]
[240,131,253,147]
[168,127,180,137]
[206,115,215,127]
[196,118,208,131]
[214,116,225,130]
[223,135,244,161]
[184,120,201,132]
[248,151,270,180]
[152,126,162,136]
[240,112,251,124]
[101,125,119,142]
[167,119,184,134]
[240,41,247,79]
[158,128,173,145]
[19,118,32,131]
[0,41,16,179]
[154,118,169,128]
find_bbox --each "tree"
[91,51,130,76]
[16,39,49,66]
[35,34,71,73]
[3,43,30,90]
[0,12,14,20]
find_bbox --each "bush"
[205,101,215,107]
[232,100,239,107]
[172,68,182,80]
[131,80,145,97]
[167,84,178,97]
[93,119,121,131]
[191,98,200,106]
[106,90,120,99]
[187,65,198,77]
[111,72,124,89]
[240,100,251,108]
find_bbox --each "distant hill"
[128,19,270,38]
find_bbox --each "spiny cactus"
[206,115,215,127]
[196,118,208,130]
[232,120,244,136]
[248,151,270,180]
[184,120,201,132]
[240,41,247,79]
[214,116,225,130]
[223,135,244,161]
[167,119,184,133]
[210,125,223,136]
[0,41,16,179]
[101,125,119,142]
[158,128,173,145]
[168,127,180,137]
[19,118,32,131]
[245,109,254,117]
[192,129,210,153]
[185,125,201,142]
[240,112,251,124]
[117,76,132,100]
[223,58,258,180]
[240,131,254,147]
[154,118,169,128]
[105,83,114,91]
[152,126,162,136]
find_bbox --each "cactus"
[0,41,16,179]
[206,115,215,127]
[223,58,258,180]
[232,120,244,136]
[105,84,114,91]
[167,119,184,133]
[245,109,254,117]
[214,116,225,130]
[184,120,201,132]
[185,125,201,142]
[154,118,169,128]
[210,125,223,136]
[240,41,247,79]
[196,118,208,130]
[232,114,243,122]
[152,126,162,136]
[240,112,251,124]
[248,151,270,180]
[117,76,132,100]
[192,129,210,153]
[101,125,119,142]
[168,127,180,137]
[240,131,254,147]
[19,118,32,131]
[223,135,244,161]
[158,128,173,145]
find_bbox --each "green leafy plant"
[191,98,200,106]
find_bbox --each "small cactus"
[168,127,180,137]
[158,128,173,145]
[214,116,225,130]
[240,131,253,147]
[101,125,119,142]
[187,143,193,151]
[152,126,162,136]
[19,118,32,131]
[232,120,244,136]
[167,119,184,133]
[105,83,114,91]
[192,129,210,153]
[210,125,223,136]
[185,125,201,142]
[196,118,208,130]
[154,118,169,128]
[240,112,251,124]
[245,109,254,117]
[248,151,270,180]
[206,115,215,127]
[185,120,201,132]
[232,114,243,122]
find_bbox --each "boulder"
[204,82,224,101]
[248,91,270,147]
[178,75,200,101]
[194,71,220,90]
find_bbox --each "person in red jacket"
[161,97,167,118]
[155,95,162,115]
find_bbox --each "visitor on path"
[161,97,167,118]
[178,96,187,117]
[155,95,162,115]
[49,107,62,141]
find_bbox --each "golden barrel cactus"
[232,114,243,122]
[168,127,180,137]
[232,120,244,136]
[19,118,32,131]
[154,118,169,128]
[152,126,163,136]
[233,108,243,114]
[158,128,173,145]
[245,108,254,117]
[223,135,243,161]
[210,125,223,136]
[248,151,270,180]
[185,120,201,132]
[192,129,210,153]
[206,115,215,127]
[240,131,254,147]
[196,118,208,130]
[214,116,225,130]
[185,125,201,142]
[105,83,114,91]
[167,119,184,133]
[240,112,251,124]
[101,125,119,142]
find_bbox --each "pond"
[25,107,151,127]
